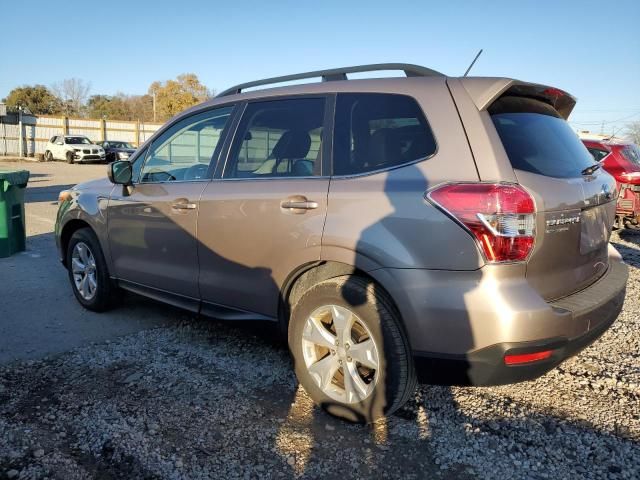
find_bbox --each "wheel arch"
[279,260,408,343]
[60,219,93,267]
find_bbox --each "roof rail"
[216,63,444,97]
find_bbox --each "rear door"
[197,96,330,319]
[488,96,617,300]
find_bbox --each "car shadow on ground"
[24,184,76,203]
[0,231,187,365]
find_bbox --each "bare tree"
[51,78,91,116]
[626,121,640,145]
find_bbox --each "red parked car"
[582,136,640,229]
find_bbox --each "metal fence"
[0,113,163,157]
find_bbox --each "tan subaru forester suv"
[56,64,628,422]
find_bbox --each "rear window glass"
[490,96,595,178]
[586,147,610,162]
[621,144,640,166]
[333,93,436,175]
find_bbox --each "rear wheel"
[66,151,75,164]
[66,228,116,311]
[289,276,416,423]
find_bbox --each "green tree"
[3,85,62,114]
[86,93,154,122]
[87,94,129,119]
[149,73,211,121]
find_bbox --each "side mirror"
[108,160,133,185]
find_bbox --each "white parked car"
[44,135,106,163]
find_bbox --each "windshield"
[110,141,134,149]
[621,144,640,166]
[65,136,92,145]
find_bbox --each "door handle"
[280,196,319,210]
[171,199,197,210]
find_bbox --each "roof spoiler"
[456,77,577,119]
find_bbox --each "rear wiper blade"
[581,163,601,176]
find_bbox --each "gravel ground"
[1,228,639,479]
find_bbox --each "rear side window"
[333,93,436,176]
[490,96,595,178]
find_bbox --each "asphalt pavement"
[0,160,182,365]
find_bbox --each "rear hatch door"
[489,95,617,300]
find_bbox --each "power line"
[569,111,640,125]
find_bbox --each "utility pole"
[18,106,24,158]
[152,92,157,123]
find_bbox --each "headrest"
[272,130,311,160]
[368,128,402,168]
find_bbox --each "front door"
[107,106,234,304]
[198,97,330,319]
[51,136,64,159]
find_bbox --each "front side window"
[130,146,148,183]
[140,106,233,183]
[333,93,436,176]
[224,98,325,179]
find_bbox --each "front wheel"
[44,150,53,162]
[66,151,75,164]
[289,276,416,423]
[66,228,116,311]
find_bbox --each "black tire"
[289,275,416,423]
[44,150,53,162]
[66,227,116,312]
[66,151,75,164]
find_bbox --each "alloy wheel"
[71,242,98,300]
[301,305,380,404]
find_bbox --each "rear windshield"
[621,144,640,166]
[586,147,610,162]
[490,96,595,178]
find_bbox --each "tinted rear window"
[621,144,640,166]
[586,147,610,162]
[490,96,595,178]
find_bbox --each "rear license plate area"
[580,206,612,254]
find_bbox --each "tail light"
[427,183,536,263]
[620,172,640,185]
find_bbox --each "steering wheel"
[184,163,209,181]
[144,168,176,182]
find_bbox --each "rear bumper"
[414,283,624,385]
[372,245,628,386]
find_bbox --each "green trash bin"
[0,170,30,258]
